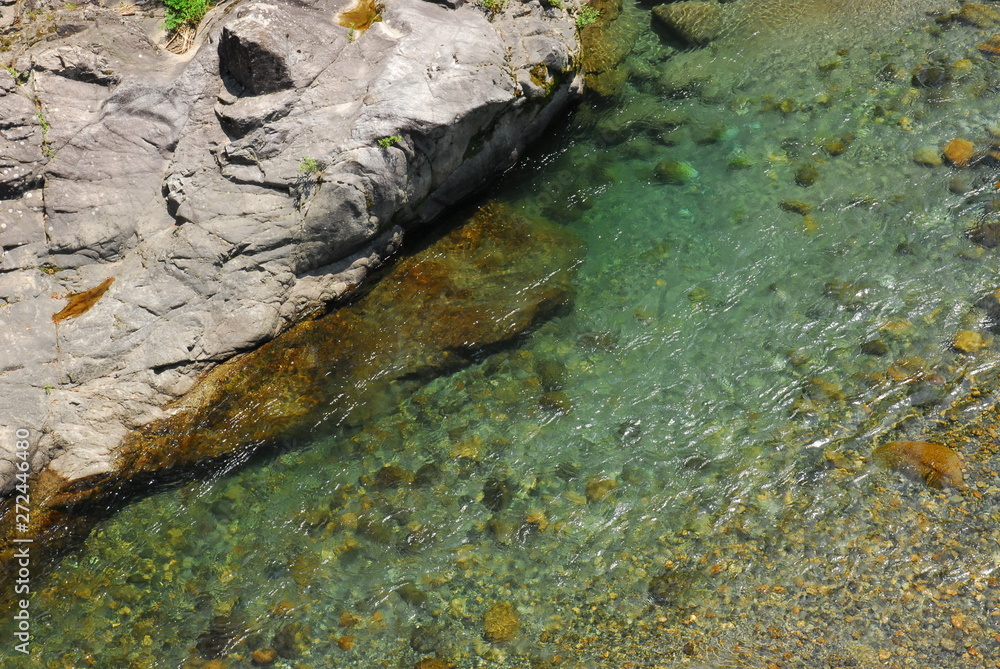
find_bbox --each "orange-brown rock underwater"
[873,440,965,489]
[0,203,585,599]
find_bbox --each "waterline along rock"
[0,0,583,497]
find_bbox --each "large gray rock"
[0,0,582,493]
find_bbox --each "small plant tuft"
[298,156,323,175]
[5,66,28,84]
[376,135,403,148]
[575,5,600,29]
[162,0,213,31]
[481,0,507,13]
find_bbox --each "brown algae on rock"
[337,0,383,33]
[52,277,115,322]
[873,440,965,489]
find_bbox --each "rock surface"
[0,0,583,495]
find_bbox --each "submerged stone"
[483,601,521,642]
[273,622,311,659]
[653,160,698,184]
[195,614,248,659]
[953,330,989,353]
[956,3,1000,28]
[911,63,950,88]
[795,164,820,187]
[648,565,698,607]
[415,659,452,669]
[969,217,1000,248]
[860,338,889,356]
[585,476,616,502]
[251,648,279,665]
[482,477,513,512]
[943,138,975,168]
[652,2,724,47]
[779,199,812,216]
[873,440,964,489]
[978,34,1000,59]
[374,464,415,489]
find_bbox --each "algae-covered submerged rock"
[873,440,965,489]
[654,160,698,184]
[62,203,586,496]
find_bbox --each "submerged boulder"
[943,138,976,168]
[654,159,698,184]
[873,440,965,489]
[956,3,1000,29]
[652,1,724,47]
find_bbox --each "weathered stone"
[873,440,964,489]
[219,5,298,94]
[1,204,583,579]
[652,2,724,47]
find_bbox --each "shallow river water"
[13,0,1000,667]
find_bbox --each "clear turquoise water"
[14,1,1000,666]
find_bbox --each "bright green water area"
[16,1,1000,667]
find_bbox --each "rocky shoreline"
[0,0,589,508]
